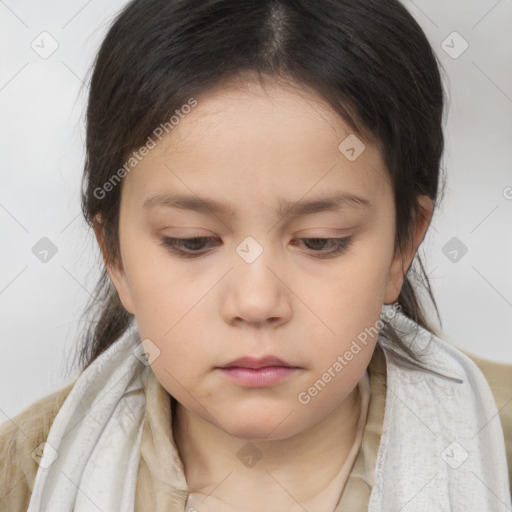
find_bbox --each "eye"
[160,236,353,259]
[291,237,353,258]
[159,236,220,259]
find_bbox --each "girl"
[1,0,511,510]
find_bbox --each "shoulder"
[459,349,512,492]
[0,381,76,510]
[459,350,512,398]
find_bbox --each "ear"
[384,195,434,305]
[92,214,136,314]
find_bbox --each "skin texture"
[94,76,433,510]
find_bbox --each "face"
[96,76,431,440]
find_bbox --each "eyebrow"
[142,192,372,217]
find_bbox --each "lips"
[218,355,298,369]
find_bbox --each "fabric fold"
[369,310,511,511]
[26,320,148,512]
[135,366,189,511]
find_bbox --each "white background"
[1,0,511,421]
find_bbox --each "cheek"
[121,233,200,321]
[314,256,390,334]
[138,317,215,407]
[135,293,214,375]
[302,249,391,373]
[121,252,216,381]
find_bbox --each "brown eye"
[160,236,220,258]
[292,237,352,258]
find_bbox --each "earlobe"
[92,214,136,315]
[384,195,434,305]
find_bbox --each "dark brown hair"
[71,0,448,376]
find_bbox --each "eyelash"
[159,236,353,259]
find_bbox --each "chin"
[215,409,303,442]
[223,423,292,441]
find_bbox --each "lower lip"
[217,366,299,387]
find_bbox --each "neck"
[172,378,363,510]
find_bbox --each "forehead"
[160,78,365,155]
[121,78,391,212]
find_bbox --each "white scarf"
[27,309,511,511]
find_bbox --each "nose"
[221,242,292,328]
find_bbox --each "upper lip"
[218,355,297,369]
